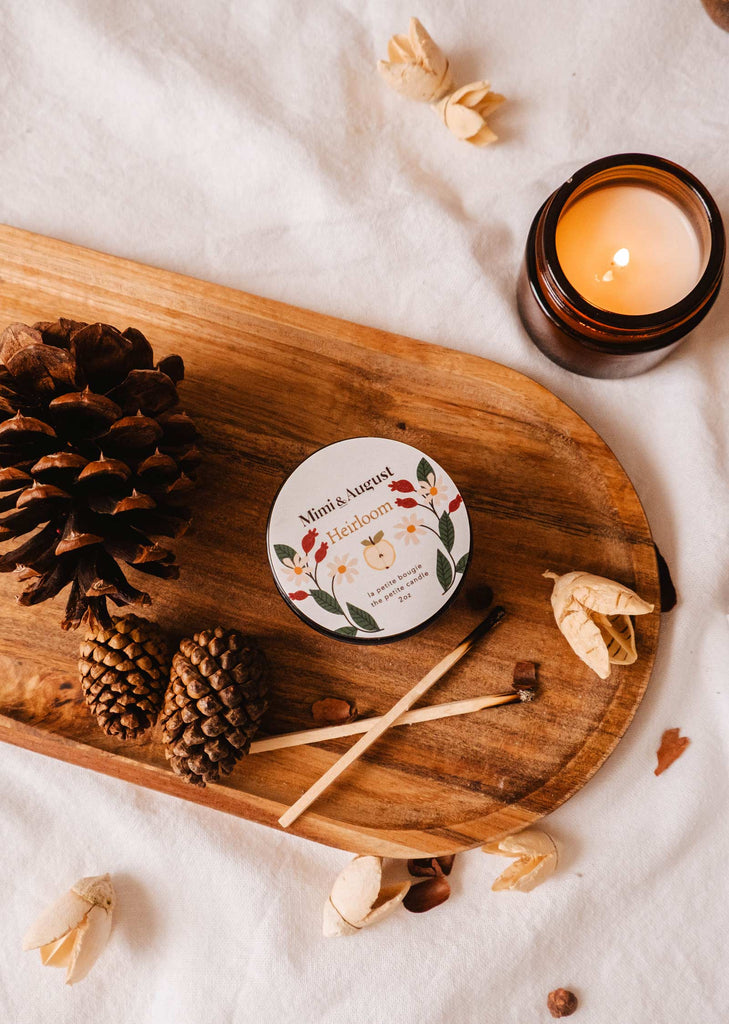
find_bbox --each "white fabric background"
[1,1,728,1021]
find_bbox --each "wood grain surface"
[0,224,660,858]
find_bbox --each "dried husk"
[377,18,453,102]
[483,828,558,892]
[23,874,115,985]
[323,855,410,937]
[544,570,654,679]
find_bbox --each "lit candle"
[517,154,725,378]
[555,185,705,315]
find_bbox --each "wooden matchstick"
[251,688,530,754]
[277,605,506,829]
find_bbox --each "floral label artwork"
[267,438,471,643]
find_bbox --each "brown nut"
[402,874,450,914]
[407,855,455,878]
[547,988,578,1018]
[311,697,358,725]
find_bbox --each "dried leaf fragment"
[544,570,654,679]
[311,697,358,725]
[548,988,579,1018]
[655,728,690,775]
[23,873,115,985]
[322,856,409,938]
[407,855,455,877]
[482,827,557,892]
[403,874,451,913]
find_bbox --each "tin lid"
[266,437,471,644]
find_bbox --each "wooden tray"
[0,225,660,858]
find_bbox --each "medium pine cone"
[79,614,171,740]
[0,318,199,630]
[162,628,270,787]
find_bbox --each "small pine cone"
[162,628,269,787]
[79,614,171,740]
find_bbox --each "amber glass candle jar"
[517,154,725,378]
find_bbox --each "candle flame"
[612,247,630,267]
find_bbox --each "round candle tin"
[266,437,472,644]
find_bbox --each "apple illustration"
[362,531,396,570]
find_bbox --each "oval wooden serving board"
[0,225,660,858]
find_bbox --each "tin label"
[266,438,471,643]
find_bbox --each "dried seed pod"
[322,855,410,938]
[435,82,505,146]
[543,570,654,679]
[482,827,558,892]
[377,17,453,102]
[22,874,115,986]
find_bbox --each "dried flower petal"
[482,827,558,892]
[654,728,690,775]
[403,874,451,913]
[311,697,358,725]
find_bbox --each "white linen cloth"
[1,1,728,1021]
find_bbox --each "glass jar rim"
[541,153,725,332]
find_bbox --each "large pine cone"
[162,628,269,787]
[0,319,199,629]
[79,614,171,740]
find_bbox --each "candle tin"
[266,437,472,644]
[517,153,725,378]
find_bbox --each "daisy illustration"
[281,552,310,587]
[326,554,359,584]
[394,513,425,545]
[418,471,450,508]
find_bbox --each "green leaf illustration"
[311,589,343,616]
[335,626,359,636]
[455,553,470,574]
[436,550,453,592]
[416,457,435,483]
[372,530,384,543]
[346,603,382,632]
[274,544,298,564]
[439,511,455,553]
